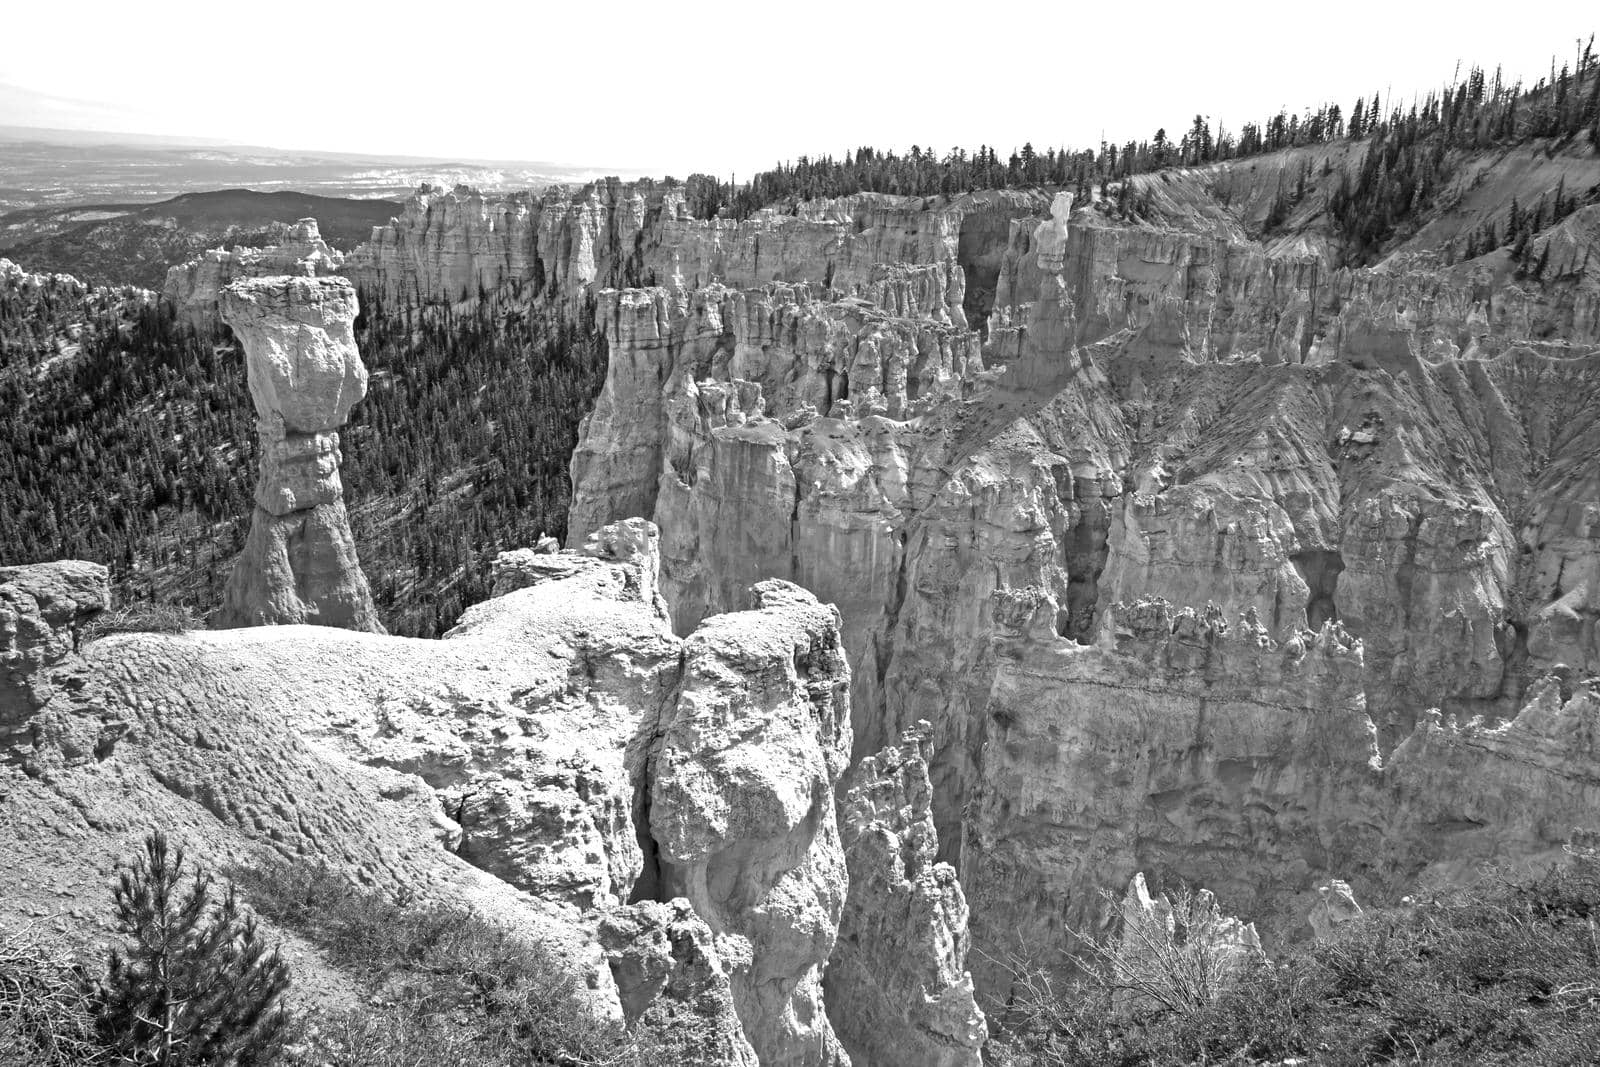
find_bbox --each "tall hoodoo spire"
[215,275,383,632]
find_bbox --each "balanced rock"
[215,276,382,631]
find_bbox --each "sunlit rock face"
[164,218,345,330]
[557,147,1600,1015]
[215,275,382,632]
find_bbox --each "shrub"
[993,856,1600,1066]
[83,601,200,641]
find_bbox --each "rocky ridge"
[1,521,983,1064]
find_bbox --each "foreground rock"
[4,522,986,1062]
[649,578,854,1067]
[215,275,382,632]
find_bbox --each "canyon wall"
[138,144,1600,1040]
[550,154,1600,1009]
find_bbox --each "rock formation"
[215,275,382,632]
[550,139,1600,1012]
[4,521,990,1063]
[648,578,853,1067]
[76,133,1600,1048]
[1308,880,1364,940]
[825,723,986,1067]
[163,219,344,330]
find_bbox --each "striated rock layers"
[345,181,1042,327]
[215,275,382,632]
[562,146,1600,1009]
[3,522,986,1064]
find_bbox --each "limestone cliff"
[214,275,383,632]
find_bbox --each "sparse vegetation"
[97,833,294,1066]
[231,860,708,1066]
[990,855,1600,1066]
[2,839,711,1067]
[83,601,201,640]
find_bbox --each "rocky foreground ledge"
[0,521,984,1067]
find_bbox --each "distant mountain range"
[0,188,404,289]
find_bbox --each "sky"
[2,0,1597,178]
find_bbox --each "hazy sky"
[3,0,1596,177]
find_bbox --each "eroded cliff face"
[345,181,1023,327]
[560,151,1600,1014]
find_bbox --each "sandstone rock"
[649,579,853,1067]
[825,722,985,1067]
[215,276,381,632]
[599,899,760,1066]
[564,171,1600,1012]
[0,562,109,754]
[163,219,344,330]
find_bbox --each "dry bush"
[82,600,200,640]
[992,852,1600,1067]
[0,926,105,1067]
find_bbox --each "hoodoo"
[215,274,382,631]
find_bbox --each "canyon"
[337,143,1600,989]
[4,126,1600,1064]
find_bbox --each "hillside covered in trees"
[694,44,1600,268]
[0,278,604,637]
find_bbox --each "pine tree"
[95,833,294,1066]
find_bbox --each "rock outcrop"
[648,578,853,1067]
[0,561,109,756]
[163,219,344,330]
[3,518,998,1063]
[214,275,382,632]
[825,723,985,1067]
[1308,880,1364,940]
